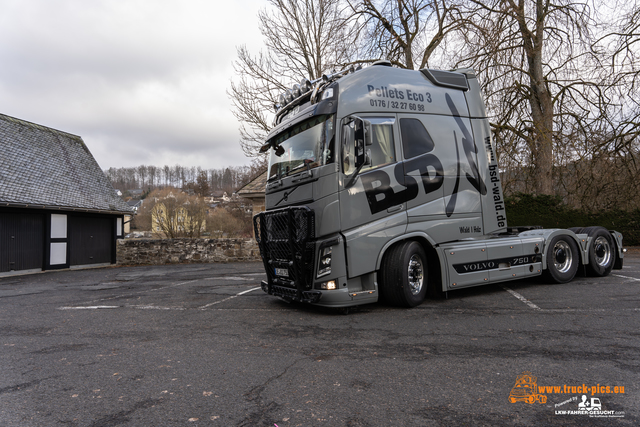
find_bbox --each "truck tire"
[379,241,428,307]
[568,227,583,234]
[543,235,579,283]
[582,226,614,277]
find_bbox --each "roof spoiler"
[420,69,469,91]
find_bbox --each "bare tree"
[450,0,618,196]
[606,2,640,91]
[229,0,359,157]
[349,0,468,69]
[183,197,208,238]
[136,165,147,189]
[148,188,207,238]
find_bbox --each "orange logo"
[509,372,547,404]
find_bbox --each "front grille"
[254,207,315,299]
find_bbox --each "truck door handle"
[387,204,403,213]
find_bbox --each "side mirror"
[343,116,371,169]
[259,142,271,153]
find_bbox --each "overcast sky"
[0,0,267,170]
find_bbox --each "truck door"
[399,113,483,242]
[339,116,408,277]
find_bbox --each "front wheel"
[543,235,580,283]
[379,241,428,307]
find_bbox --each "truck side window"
[342,117,396,175]
[366,118,396,171]
[400,118,435,159]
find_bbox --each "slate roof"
[0,113,132,214]
[237,170,268,198]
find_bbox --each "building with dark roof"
[236,170,267,237]
[0,113,133,275]
[236,170,267,213]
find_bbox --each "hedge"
[504,193,640,246]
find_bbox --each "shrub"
[505,193,639,246]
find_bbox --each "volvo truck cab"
[253,62,624,308]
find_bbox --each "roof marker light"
[321,88,333,100]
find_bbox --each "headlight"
[317,246,332,277]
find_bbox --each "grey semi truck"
[253,61,625,308]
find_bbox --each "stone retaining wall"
[117,238,261,265]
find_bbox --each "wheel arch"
[375,232,444,296]
[375,232,438,271]
[609,230,624,269]
[520,228,586,270]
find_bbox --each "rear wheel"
[379,241,428,307]
[543,235,579,283]
[582,226,614,277]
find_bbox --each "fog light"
[292,84,302,98]
[320,280,336,290]
[300,78,312,92]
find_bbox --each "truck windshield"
[268,114,335,180]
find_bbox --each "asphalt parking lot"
[1,252,639,426]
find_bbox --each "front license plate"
[275,268,289,277]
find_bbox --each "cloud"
[0,0,266,170]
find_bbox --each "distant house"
[127,199,143,213]
[124,200,143,234]
[0,113,133,275]
[209,191,231,202]
[237,171,267,215]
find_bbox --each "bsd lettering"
[360,93,486,216]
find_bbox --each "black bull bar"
[253,207,321,303]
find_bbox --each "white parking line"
[613,274,640,282]
[198,287,263,310]
[58,285,263,311]
[81,279,199,305]
[502,286,541,310]
[58,279,262,311]
[127,305,186,311]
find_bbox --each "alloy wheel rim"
[593,236,612,267]
[553,240,573,273]
[408,255,424,295]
